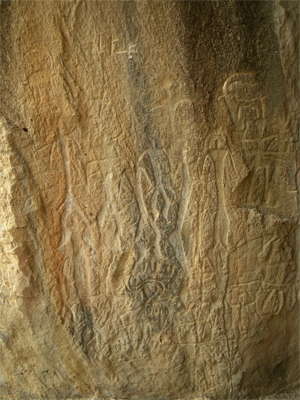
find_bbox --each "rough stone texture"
[0,1,299,399]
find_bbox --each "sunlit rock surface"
[0,1,299,399]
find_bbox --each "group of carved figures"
[112,72,298,337]
[56,73,297,373]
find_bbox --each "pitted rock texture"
[0,1,299,399]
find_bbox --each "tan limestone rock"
[0,1,299,399]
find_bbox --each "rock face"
[0,1,299,399]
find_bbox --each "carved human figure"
[219,73,298,331]
[126,140,186,332]
[222,72,296,212]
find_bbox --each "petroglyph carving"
[222,73,297,213]
[126,141,190,331]
[150,78,195,140]
[223,72,266,138]
[198,155,217,257]
[98,34,137,58]
[0,2,298,399]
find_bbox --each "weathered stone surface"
[0,0,299,399]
